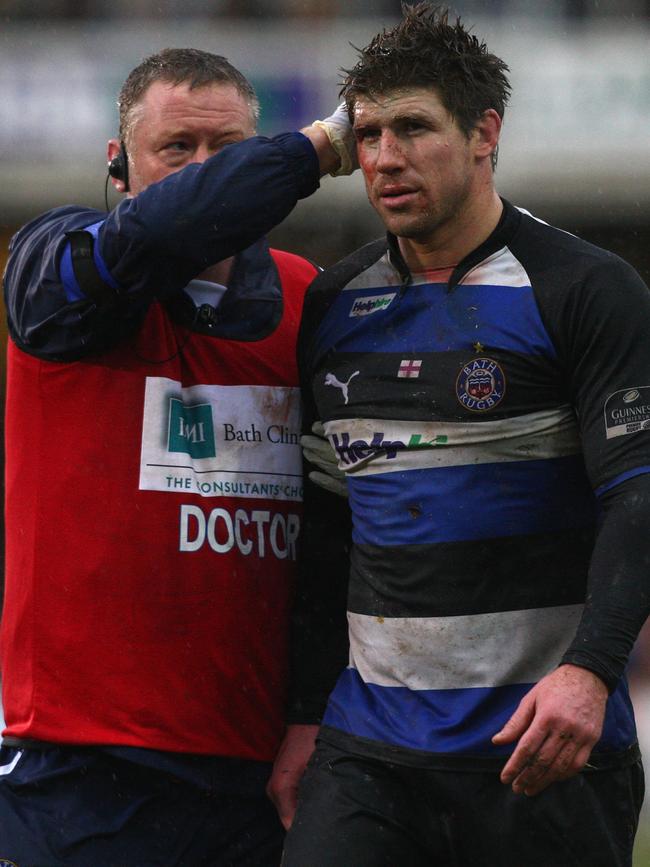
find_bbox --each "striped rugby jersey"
[297,199,650,767]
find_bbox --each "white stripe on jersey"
[325,406,581,476]
[348,604,584,691]
[342,247,536,291]
[342,254,404,292]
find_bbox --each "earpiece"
[107,142,130,191]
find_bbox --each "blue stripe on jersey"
[595,465,650,497]
[323,667,636,755]
[313,281,556,361]
[60,221,119,303]
[347,456,596,546]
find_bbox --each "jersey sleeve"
[560,472,650,691]
[549,253,650,492]
[4,132,319,360]
[286,276,352,723]
[537,247,650,689]
[286,463,351,723]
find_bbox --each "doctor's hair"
[340,2,511,138]
[117,47,260,145]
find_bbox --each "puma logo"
[324,371,360,405]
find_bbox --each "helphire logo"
[349,292,396,317]
[168,398,216,459]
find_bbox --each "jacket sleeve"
[4,133,319,360]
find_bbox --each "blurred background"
[0,1,649,860]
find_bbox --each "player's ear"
[472,109,501,163]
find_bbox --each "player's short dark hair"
[340,2,511,138]
[118,47,259,143]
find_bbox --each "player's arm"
[494,254,650,795]
[268,277,351,828]
[289,267,353,720]
[494,473,650,796]
[267,453,350,829]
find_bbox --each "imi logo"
[168,398,216,459]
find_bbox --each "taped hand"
[311,103,358,177]
[301,421,348,497]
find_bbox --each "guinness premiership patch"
[604,386,650,439]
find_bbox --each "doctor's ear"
[107,139,130,192]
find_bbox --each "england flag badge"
[398,359,422,378]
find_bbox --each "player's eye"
[354,128,380,142]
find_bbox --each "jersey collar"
[386,198,522,291]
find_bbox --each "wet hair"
[341,2,511,139]
[118,47,260,144]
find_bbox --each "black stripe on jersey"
[347,527,595,618]
[312,350,562,423]
[318,726,641,772]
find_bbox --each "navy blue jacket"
[4,132,319,359]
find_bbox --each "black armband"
[65,230,120,313]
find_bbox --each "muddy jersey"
[2,132,320,760]
[297,200,650,767]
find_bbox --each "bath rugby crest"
[456,357,506,412]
